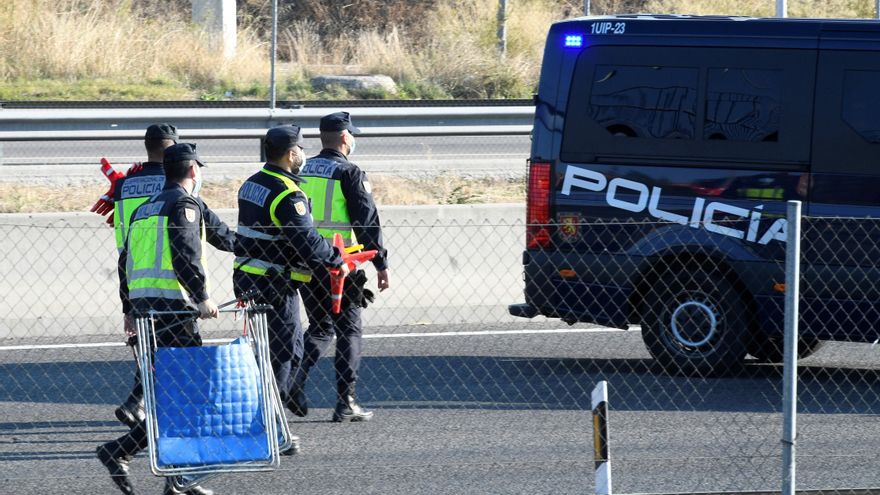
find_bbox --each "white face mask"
[348,137,357,157]
[192,169,203,196]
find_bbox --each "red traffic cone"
[329,268,345,314]
[327,233,379,314]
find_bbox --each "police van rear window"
[560,46,812,168]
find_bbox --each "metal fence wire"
[0,212,879,494]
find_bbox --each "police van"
[508,15,880,375]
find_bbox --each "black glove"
[343,270,369,309]
[361,288,375,308]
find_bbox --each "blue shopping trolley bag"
[154,337,271,467]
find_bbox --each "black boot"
[332,383,373,422]
[286,386,308,417]
[163,477,214,495]
[280,435,302,456]
[115,396,145,429]
[96,444,135,495]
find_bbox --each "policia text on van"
[510,15,880,375]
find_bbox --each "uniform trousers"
[295,270,364,395]
[233,271,304,405]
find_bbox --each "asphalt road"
[1,324,879,495]
[0,136,531,183]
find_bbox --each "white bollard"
[592,381,612,495]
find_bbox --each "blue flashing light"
[564,34,583,48]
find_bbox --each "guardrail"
[0,106,535,141]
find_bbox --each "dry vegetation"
[643,0,875,16]
[0,0,577,100]
[1,0,874,100]
[0,175,526,213]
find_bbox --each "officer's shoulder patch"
[294,201,306,216]
[184,208,197,223]
[363,180,372,194]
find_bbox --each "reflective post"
[781,200,801,495]
[776,0,787,18]
[592,381,611,495]
[584,0,591,15]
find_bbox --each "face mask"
[348,137,357,157]
[192,171,203,197]
[291,150,304,174]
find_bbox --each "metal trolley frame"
[134,301,293,490]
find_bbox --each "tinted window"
[842,70,880,144]
[560,46,814,169]
[811,50,880,178]
[589,65,698,139]
[704,68,781,142]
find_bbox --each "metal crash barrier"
[134,300,293,491]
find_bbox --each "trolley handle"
[142,292,261,319]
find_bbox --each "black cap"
[265,125,306,150]
[163,142,205,167]
[145,123,178,141]
[319,112,360,135]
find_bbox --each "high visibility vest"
[126,201,207,301]
[298,172,354,245]
[114,172,165,252]
[233,167,313,283]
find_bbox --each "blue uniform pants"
[296,272,364,395]
[233,271,304,405]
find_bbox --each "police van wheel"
[747,335,824,363]
[640,266,749,376]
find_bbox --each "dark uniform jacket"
[118,183,237,315]
[235,164,343,285]
[302,149,388,271]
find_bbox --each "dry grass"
[642,0,875,16]
[0,0,268,95]
[0,176,525,214]
[2,0,875,100]
[274,0,564,98]
[0,183,98,213]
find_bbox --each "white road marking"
[0,327,625,351]
[363,328,625,339]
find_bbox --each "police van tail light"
[527,162,552,249]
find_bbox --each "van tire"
[640,265,749,376]
[747,336,824,363]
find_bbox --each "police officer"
[97,143,236,495]
[233,125,349,437]
[291,112,389,422]
[112,123,177,430]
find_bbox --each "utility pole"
[776,0,787,18]
[192,0,237,58]
[270,0,278,109]
[497,0,508,59]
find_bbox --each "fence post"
[781,200,801,495]
[584,0,591,15]
[776,0,787,18]
[269,0,278,110]
[592,381,611,495]
[497,0,508,59]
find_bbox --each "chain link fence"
[1,205,879,494]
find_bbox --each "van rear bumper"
[518,278,632,328]
[508,303,539,318]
